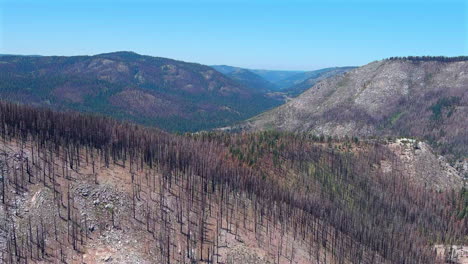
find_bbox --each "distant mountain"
[210,65,276,91]
[283,67,356,96]
[210,65,241,75]
[248,69,305,84]
[211,65,356,93]
[211,65,304,90]
[244,57,468,158]
[225,68,278,92]
[0,52,282,132]
[0,54,43,57]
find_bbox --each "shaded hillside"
[245,57,468,158]
[0,52,282,132]
[0,101,466,263]
[282,67,356,96]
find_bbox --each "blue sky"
[0,0,466,70]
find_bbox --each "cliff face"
[247,59,468,158]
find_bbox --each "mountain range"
[210,65,304,87]
[210,64,355,92]
[1,53,467,160]
[219,67,278,92]
[0,52,283,132]
[0,52,354,133]
[0,53,467,263]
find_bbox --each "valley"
[0,53,467,264]
[0,52,352,134]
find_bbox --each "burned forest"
[0,101,466,263]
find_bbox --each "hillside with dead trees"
[0,101,466,263]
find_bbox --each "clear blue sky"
[0,0,466,70]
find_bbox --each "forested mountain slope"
[0,52,282,132]
[245,57,468,158]
[0,101,466,263]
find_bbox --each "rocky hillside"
[0,52,282,132]
[245,57,468,158]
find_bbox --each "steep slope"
[246,57,468,158]
[282,66,356,96]
[0,52,282,132]
[0,101,466,264]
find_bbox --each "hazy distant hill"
[244,57,468,158]
[211,65,356,95]
[248,68,305,84]
[0,54,43,57]
[215,67,277,92]
[0,52,282,132]
[209,65,241,75]
[280,66,356,95]
[211,65,304,90]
